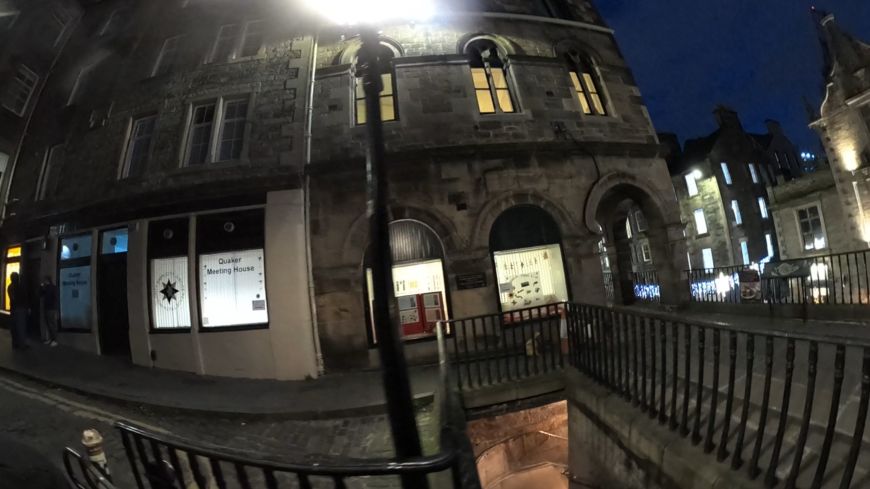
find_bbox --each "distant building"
[809,9,870,250]
[670,107,799,270]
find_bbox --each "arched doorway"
[489,206,569,313]
[363,220,449,344]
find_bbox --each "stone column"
[655,222,690,306]
[565,235,609,306]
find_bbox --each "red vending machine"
[398,292,445,338]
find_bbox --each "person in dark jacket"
[7,272,28,350]
[39,276,58,346]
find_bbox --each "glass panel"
[355,77,366,99]
[491,68,508,89]
[240,20,264,57]
[380,73,393,96]
[152,256,191,329]
[380,95,395,121]
[59,265,91,330]
[471,68,490,89]
[355,99,367,125]
[100,228,128,254]
[569,72,583,92]
[493,244,568,312]
[6,246,21,258]
[590,93,605,115]
[577,92,592,114]
[211,24,239,62]
[60,234,92,261]
[4,261,19,311]
[199,248,269,328]
[582,73,598,94]
[476,89,495,114]
[496,89,514,113]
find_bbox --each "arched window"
[563,49,606,116]
[354,43,397,125]
[466,39,515,115]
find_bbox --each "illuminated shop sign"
[494,243,568,312]
[199,249,268,328]
[151,257,191,329]
[59,234,93,331]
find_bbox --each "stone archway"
[585,172,688,306]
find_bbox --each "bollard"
[82,428,112,481]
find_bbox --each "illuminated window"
[210,20,264,63]
[3,245,21,311]
[152,36,182,77]
[494,244,568,312]
[121,115,157,178]
[701,248,714,269]
[765,233,775,259]
[184,96,249,165]
[635,211,648,232]
[625,218,632,239]
[748,163,760,183]
[693,208,708,235]
[720,161,732,185]
[731,200,742,225]
[240,20,265,57]
[757,197,769,219]
[740,239,750,265]
[564,50,606,116]
[685,173,699,196]
[641,242,652,262]
[354,44,397,125]
[466,39,515,115]
[1,65,38,116]
[797,205,827,251]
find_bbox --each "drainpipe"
[2,12,81,225]
[303,29,324,376]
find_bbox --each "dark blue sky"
[596,0,870,151]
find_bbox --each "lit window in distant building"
[36,145,64,201]
[641,242,652,262]
[720,161,732,185]
[635,210,648,232]
[731,200,742,225]
[748,163,760,183]
[757,197,769,219]
[625,218,632,239]
[467,39,515,115]
[3,246,21,312]
[152,36,182,77]
[1,65,38,116]
[740,239,750,265]
[685,172,699,196]
[765,233,775,259]
[702,248,714,269]
[693,208,708,235]
[797,205,827,251]
[121,115,157,178]
[566,53,606,116]
[354,44,397,125]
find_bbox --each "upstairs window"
[731,200,742,225]
[748,162,760,183]
[184,96,249,166]
[720,161,732,185]
[634,210,648,232]
[354,44,397,125]
[1,65,38,116]
[209,20,264,63]
[210,24,240,63]
[240,20,265,57]
[564,49,606,116]
[121,115,157,178]
[152,36,182,77]
[685,172,699,196]
[641,242,652,262]
[797,205,827,251]
[693,208,708,235]
[466,39,515,115]
[757,197,769,219]
[702,248,714,269]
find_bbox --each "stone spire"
[811,7,863,76]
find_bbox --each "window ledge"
[174,159,252,174]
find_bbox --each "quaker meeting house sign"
[199,249,268,327]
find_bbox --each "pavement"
[0,335,439,418]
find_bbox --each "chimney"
[765,119,783,135]
[713,105,742,130]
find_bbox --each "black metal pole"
[358,26,428,489]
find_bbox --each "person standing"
[39,276,58,347]
[7,272,28,350]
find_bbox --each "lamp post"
[302,3,433,487]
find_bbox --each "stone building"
[0,0,686,378]
[809,9,870,251]
[670,107,800,272]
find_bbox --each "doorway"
[22,244,41,341]
[97,228,130,358]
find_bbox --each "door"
[97,228,130,358]
[22,245,41,340]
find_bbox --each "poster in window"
[199,249,268,327]
[151,257,191,329]
[60,265,91,330]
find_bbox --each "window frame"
[567,62,606,116]
[353,44,399,126]
[36,144,64,201]
[2,245,22,313]
[685,172,699,197]
[748,163,760,184]
[693,208,708,236]
[2,64,39,117]
[641,242,652,262]
[67,63,97,106]
[720,161,733,185]
[758,196,769,219]
[152,35,182,77]
[701,248,714,269]
[739,239,750,265]
[182,95,252,167]
[731,199,742,225]
[120,114,158,179]
[208,20,264,64]
[794,203,828,252]
[466,40,517,115]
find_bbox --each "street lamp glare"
[691,169,703,180]
[302,0,435,25]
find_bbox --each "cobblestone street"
[0,371,437,488]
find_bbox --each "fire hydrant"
[82,429,112,480]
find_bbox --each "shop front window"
[3,246,21,311]
[149,217,191,330]
[59,234,93,331]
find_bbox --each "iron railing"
[632,270,661,303]
[565,302,870,489]
[443,303,565,391]
[688,249,870,306]
[64,322,479,489]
